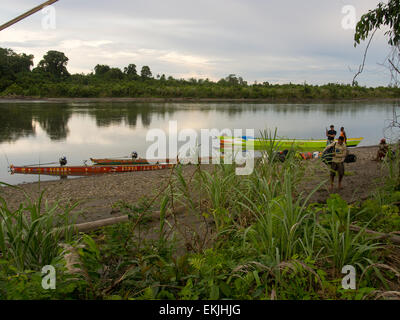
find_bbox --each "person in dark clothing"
[326,125,337,145]
[376,138,389,161]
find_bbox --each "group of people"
[326,125,347,145]
[324,125,348,190]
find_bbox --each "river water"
[0,100,396,185]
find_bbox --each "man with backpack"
[323,136,348,190]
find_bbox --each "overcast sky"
[0,0,392,86]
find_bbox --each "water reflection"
[0,103,392,142]
[34,105,71,140]
[0,106,36,142]
[0,101,395,144]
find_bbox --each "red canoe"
[9,163,175,176]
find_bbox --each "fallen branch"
[70,205,188,234]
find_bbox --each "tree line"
[1,47,400,100]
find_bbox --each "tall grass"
[0,183,79,271]
[160,131,391,298]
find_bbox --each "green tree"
[94,64,111,76]
[124,64,137,77]
[354,1,400,83]
[106,68,124,80]
[36,51,69,78]
[355,0,400,46]
[140,66,152,79]
[0,47,33,79]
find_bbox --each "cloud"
[59,39,113,49]
[0,0,389,85]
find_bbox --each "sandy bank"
[0,146,386,223]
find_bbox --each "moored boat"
[91,156,226,165]
[220,136,364,151]
[9,163,175,176]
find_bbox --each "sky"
[0,0,393,86]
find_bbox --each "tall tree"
[0,47,33,78]
[94,64,111,76]
[106,67,124,80]
[124,64,137,77]
[36,50,69,78]
[140,66,152,79]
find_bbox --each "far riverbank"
[1,96,400,104]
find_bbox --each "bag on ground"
[345,154,357,163]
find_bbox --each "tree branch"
[388,58,400,75]
[352,29,377,86]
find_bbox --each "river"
[0,100,396,185]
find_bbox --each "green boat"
[220,136,364,151]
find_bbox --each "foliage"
[140,66,152,80]
[355,0,400,46]
[0,48,33,80]
[1,47,399,99]
[0,184,79,271]
[35,50,70,79]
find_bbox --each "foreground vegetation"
[1,47,400,100]
[0,136,399,300]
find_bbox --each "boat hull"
[220,137,364,151]
[10,164,175,176]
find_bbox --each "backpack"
[344,154,357,163]
[276,149,289,162]
[300,152,313,160]
[321,143,336,165]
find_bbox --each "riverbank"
[0,145,385,224]
[2,143,399,301]
[1,96,400,104]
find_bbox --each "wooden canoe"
[9,163,175,176]
[91,156,225,165]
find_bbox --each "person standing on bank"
[326,125,337,145]
[340,127,347,144]
[323,135,348,190]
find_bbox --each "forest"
[1,47,400,100]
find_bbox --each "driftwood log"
[66,211,400,245]
[71,205,187,234]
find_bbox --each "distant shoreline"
[1,96,400,104]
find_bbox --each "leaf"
[219,281,232,297]
[210,284,219,300]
